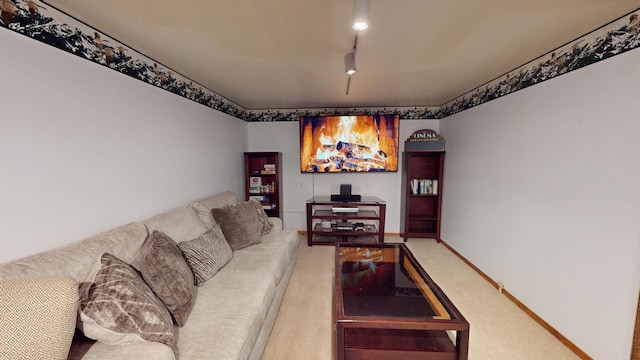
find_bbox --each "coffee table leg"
[335,324,345,360]
[457,328,470,360]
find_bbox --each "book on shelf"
[261,182,275,193]
[263,164,276,170]
[249,186,262,194]
[250,176,262,187]
[260,170,276,174]
[410,179,439,195]
[410,179,418,194]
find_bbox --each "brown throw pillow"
[178,224,233,286]
[79,253,175,346]
[211,201,263,250]
[248,199,274,235]
[139,230,195,327]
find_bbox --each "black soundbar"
[330,194,361,202]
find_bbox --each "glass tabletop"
[337,243,451,320]
[307,195,385,204]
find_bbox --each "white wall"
[439,48,640,360]
[248,119,439,231]
[0,29,248,263]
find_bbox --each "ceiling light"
[344,52,357,76]
[352,0,369,30]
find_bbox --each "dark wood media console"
[306,196,386,246]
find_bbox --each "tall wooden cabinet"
[244,152,282,220]
[400,130,445,242]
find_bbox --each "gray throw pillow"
[178,225,233,286]
[211,201,263,250]
[79,253,176,346]
[248,199,274,235]
[139,230,195,327]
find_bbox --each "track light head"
[352,0,369,30]
[344,52,357,76]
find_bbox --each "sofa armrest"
[267,217,282,233]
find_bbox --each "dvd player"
[332,207,358,213]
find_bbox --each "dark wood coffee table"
[333,243,469,360]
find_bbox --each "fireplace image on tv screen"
[300,115,399,173]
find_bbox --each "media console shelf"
[306,196,386,246]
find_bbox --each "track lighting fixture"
[352,0,370,30]
[344,52,357,76]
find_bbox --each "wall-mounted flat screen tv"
[300,115,399,173]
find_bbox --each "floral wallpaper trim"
[1,0,247,119]
[245,106,442,122]
[440,9,640,117]
[1,2,638,122]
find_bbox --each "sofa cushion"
[67,339,175,360]
[190,191,238,229]
[139,230,195,327]
[249,199,274,235]
[178,224,233,286]
[0,276,78,360]
[176,270,276,360]
[79,253,175,346]
[224,229,299,285]
[211,201,263,250]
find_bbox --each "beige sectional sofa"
[0,191,299,360]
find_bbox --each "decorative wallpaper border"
[245,106,441,122]
[1,2,638,121]
[0,0,247,119]
[440,9,640,117]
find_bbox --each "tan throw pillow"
[0,276,78,360]
[79,253,175,346]
[178,224,233,286]
[248,199,274,235]
[211,201,263,250]
[139,230,195,327]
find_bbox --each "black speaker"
[332,184,360,202]
[330,194,361,202]
[340,184,352,196]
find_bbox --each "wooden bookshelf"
[400,130,445,242]
[244,152,282,220]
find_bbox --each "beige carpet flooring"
[262,235,582,360]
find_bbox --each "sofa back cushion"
[190,191,238,228]
[0,222,148,283]
[143,205,209,244]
